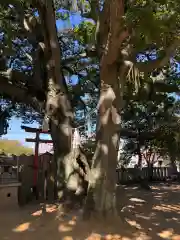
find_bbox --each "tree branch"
[99,0,129,65]
[137,38,180,72]
[0,75,43,113]
[120,128,158,140]
[81,0,99,22]
[152,81,180,93]
[61,52,95,66]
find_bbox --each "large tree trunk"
[50,115,73,200]
[52,126,90,204]
[137,131,142,169]
[36,0,89,202]
[84,65,125,218]
[169,155,178,181]
[147,162,154,181]
[83,0,128,219]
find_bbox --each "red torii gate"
[21,125,53,188]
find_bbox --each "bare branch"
[0,74,43,112]
[99,0,129,65]
[137,38,180,72]
[62,65,84,78]
[120,128,159,140]
[61,50,96,65]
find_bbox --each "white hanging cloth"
[72,128,81,149]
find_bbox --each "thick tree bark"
[83,0,129,219]
[137,144,142,168]
[31,0,91,204]
[84,64,125,218]
[147,162,154,181]
[0,74,43,112]
[50,115,72,200]
[170,155,178,177]
[36,0,83,201]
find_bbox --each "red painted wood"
[33,132,39,186]
[21,125,50,134]
[21,125,52,187]
[26,138,53,143]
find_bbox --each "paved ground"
[0,183,180,240]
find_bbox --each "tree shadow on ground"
[0,202,139,240]
[1,183,180,240]
[116,183,180,240]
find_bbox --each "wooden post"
[21,125,53,199]
[34,132,40,187]
[16,156,19,181]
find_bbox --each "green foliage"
[55,11,70,20]
[125,0,180,53]
[74,21,96,45]
[122,79,180,163]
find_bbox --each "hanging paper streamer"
[72,128,81,149]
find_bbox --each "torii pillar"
[21,126,52,192]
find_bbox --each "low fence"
[0,154,176,186]
[116,167,172,184]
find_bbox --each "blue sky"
[1,12,83,149]
[4,117,40,148]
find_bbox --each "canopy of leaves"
[0,0,180,150]
[121,81,180,163]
